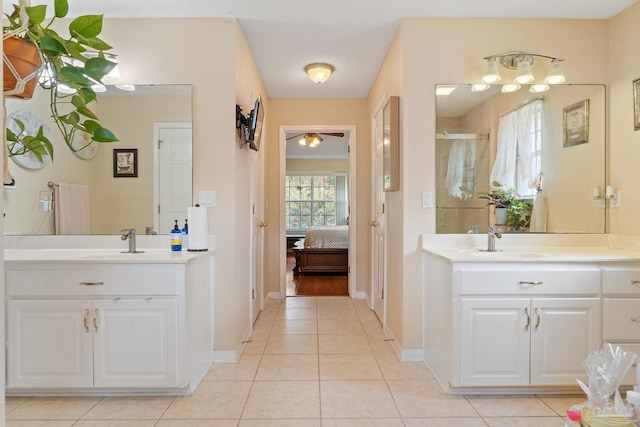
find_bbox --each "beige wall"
[264,99,370,297]
[286,158,348,173]
[369,18,610,350]
[609,3,640,234]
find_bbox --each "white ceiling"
[285,132,349,160]
[11,0,637,99]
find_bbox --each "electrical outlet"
[422,191,433,208]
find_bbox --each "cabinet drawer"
[458,266,600,295]
[603,299,640,341]
[603,269,640,295]
[6,265,182,297]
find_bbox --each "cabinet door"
[530,298,600,386]
[92,298,179,388]
[7,299,93,389]
[460,298,530,386]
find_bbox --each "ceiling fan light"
[544,59,566,84]
[298,136,307,146]
[305,63,334,84]
[481,58,501,84]
[515,60,534,84]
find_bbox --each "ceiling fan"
[286,132,345,147]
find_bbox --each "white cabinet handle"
[93,309,99,332]
[83,309,90,333]
[535,308,541,331]
[80,282,104,286]
[524,307,530,332]
[519,281,543,286]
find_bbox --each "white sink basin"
[458,248,550,259]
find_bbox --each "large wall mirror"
[4,84,192,235]
[436,84,605,234]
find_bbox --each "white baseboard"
[267,291,282,300]
[383,325,423,362]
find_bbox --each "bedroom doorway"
[279,125,357,298]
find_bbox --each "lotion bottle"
[171,220,182,251]
[181,219,189,251]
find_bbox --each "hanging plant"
[3,0,118,160]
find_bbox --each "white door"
[93,298,179,388]
[460,298,530,386]
[371,104,386,322]
[249,138,265,325]
[155,124,192,234]
[530,298,600,386]
[7,299,93,389]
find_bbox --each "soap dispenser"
[181,219,189,251]
[171,220,182,251]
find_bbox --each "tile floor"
[5,296,583,426]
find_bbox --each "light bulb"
[544,59,566,84]
[501,83,521,93]
[515,60,534,84]
[481,58,501,84]
[471,83,491,92]
[529,84,550,93]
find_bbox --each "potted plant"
[506,198,533,231]
[479,181,514,224]
[3,0,118,159]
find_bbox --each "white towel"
[54,183,90,235]
[529,190,547,232]
[445,139,476,198]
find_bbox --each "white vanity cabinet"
[5,254,213,395]
[424,255,601,392]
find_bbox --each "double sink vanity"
[422,234,640,394]
[3,236,214,396]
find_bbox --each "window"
[286,175,337,231]
[490,99,543,198]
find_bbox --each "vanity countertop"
[4,248,213,264]
[422,245,640,263]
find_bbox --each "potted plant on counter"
[3,0,118,159]
[506,198,533,231]
[479,181,514,225]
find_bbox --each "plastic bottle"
[181,219,189,251]
[171,220,182,251]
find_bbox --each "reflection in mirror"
[4,85,192,235]
[436,84,605,234]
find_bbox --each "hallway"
[5,296,582,425]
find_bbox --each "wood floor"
[286,254,348,297]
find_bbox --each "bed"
[292,226,349,275]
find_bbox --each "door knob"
[259,221,268,228]
[369,221,378,227]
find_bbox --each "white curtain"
[489,112,518,188]
[445,139,476,198]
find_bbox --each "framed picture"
[113,148,138,177]
[383,96,400,191]
[634,77,640,131]
[563,99,589,147]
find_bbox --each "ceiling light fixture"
[305,63,334,84]
[297,133,324,147]
[436,85,458,96]
[476,51,565,93]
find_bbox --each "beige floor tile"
[316,305,358,320]
[272,319,318,335]
[255,354,319,380]
[320,380,399,418]
[316,296,352,309]
[82,396,173,419]
[483,417,564,427]
[5,397,30,414]
[204,355,261,381]
[251,319,275,337]
[239,420,321,426]
[6,397,102,420]
[537,394,586,416]
[318,334,372,354]
[322,420,405,426]
[277,308,318,320]
[319,354,383,380]
[318,319,364,335]
[156,421,238,427]
[367,334,396,355]
[265,334,319,354]
[162,380,252,419]
[283,297,317,309]
[404,419,488,427]
[387,379,478,418]
[263,298,282,311]
[6,421,75,427]
[242,380,320,419]
[466,395,558,417]
[375,353,434,380]
[73,422,156,427]
[243,333,268,354]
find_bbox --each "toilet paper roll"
[187,206,209,251]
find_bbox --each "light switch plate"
[198,191,216,208]
[422,191,433,208]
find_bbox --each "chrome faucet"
[484,226,502,252]
[121,228,143,253]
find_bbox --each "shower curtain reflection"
[436,131,490,233]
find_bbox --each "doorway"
[279,125,357,298]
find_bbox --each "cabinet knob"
[369,221,378,227]
[259,221,268,228]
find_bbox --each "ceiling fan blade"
[319,132,345,137]
[286,133,305,140]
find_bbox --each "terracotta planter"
[3,36,40,99]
